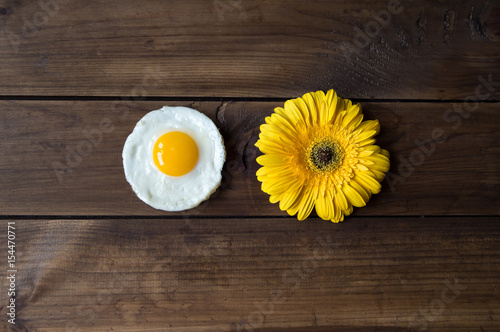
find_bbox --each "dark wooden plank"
[1,217,499,331]
[0,100,498,216]
[0,0,499,99]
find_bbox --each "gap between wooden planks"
[0,217,498,331]
[0,100,498,216]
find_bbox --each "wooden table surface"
[1,0,499,331]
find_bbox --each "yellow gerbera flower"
[255,89,390,222]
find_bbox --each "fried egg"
[122,106,225,211]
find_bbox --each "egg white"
[122,106,225,211]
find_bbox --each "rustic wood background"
[0,0,499,331]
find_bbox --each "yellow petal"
[357,145,380,157]
[255,136,290,154]
[256,167,269,177]
[353,130,378,144]
[271,113,299,136]
[356,163,370,171]
[259,131,297,148]
[311,90,326,111]
[343,182,367,207]
[273,106,286,117]
[262,177,291,195]
[260,123,273,133]
[371,169,386,181]
[269,116,301,143]
[342,104,362,129]
[349,114,364,131]
[280,181,303,211]
[344,204,354,217]
[256,163,290,175]
[325,89,336,106]
[331,198,342,222]
[284,99,306,126]
[357,138,377,147]
[297,186,317,221]
[286,185,306,217]
[333,188,348,211]
[357,119,380,134]
[359,158,375,166]
[317,101,328,126]
[361,145,382,152]
[318,178,327,197]
[350,180,371,203]
[342,98,353,111]
[365,153,390,172]
[380,149,390,159]
[293,97,312,127]
[325,89,340,122]
[315,190,333,220]
[269,194,282,204]
[256,154,292,167]
[302,93,318,126]
[355,171,381,194]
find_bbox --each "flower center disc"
[307,138,344,174]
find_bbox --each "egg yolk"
[153,131,199,177]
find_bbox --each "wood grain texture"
[0,100,498,216]
[0,217,499,331]
[0,0,499,99]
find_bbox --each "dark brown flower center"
[307,138,344,173]
[315,146,335,165]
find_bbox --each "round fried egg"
[122,106,225,211]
